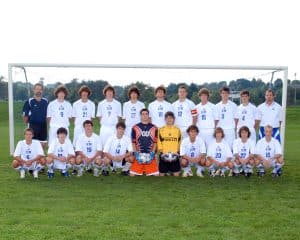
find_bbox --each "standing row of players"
[13,83,284,178]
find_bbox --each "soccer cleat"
[220,172,226,177]
[187,170,193,177]
[196,171,204,178]
[33,170,38,179]
[272,173,278,178]
[228,170,233,177]
[209,170,216,177]
[61,171,70,178]
[182,171,189,178]
[102,170,109,176]
[77,169,83,177]
[215,169,221,176]
[47,172,54,179]
[111,169,117,174]
[93,168,100,177]
[86,168,93,174]
[20,169,25,179]
[276,168,282,176]
[121,170,130,176]
[71,169,77,175]
[258,171,265,177]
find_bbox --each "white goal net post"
[8,63,288,155]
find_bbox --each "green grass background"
[0,102,299,240]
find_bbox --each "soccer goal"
[7,63,288,155]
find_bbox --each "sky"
[0,0,299,86]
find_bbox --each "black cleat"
[121,170,130,176]
[29,170,33,175]
[87,168,93,174]
[102,170,109,176]
[71,169,77,175]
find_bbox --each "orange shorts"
[130,158,159,176]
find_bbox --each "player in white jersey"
[172,85,196,138]
[215,87,238,148]
[194,88,217,146]
[148,85,173,128]
[232,126,256,177]
[254,125,284,177]
[122,86,145,137]
[46,127,75,179]
[74,120,103,177]
[180,125,206,178]
[257,89,283,143]
[12,128,45,179]
[235,90,259,143]
[206,127,234,177]
[47,85,72,145]
[97,85,122,149]
[102,122,133,176]
[72,85,95,146]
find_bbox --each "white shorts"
[223,128,236,149]
[53,159,67,170]
[99,125,116,148]
[237,127,257,143]
[49,126,70,146]
[73,125,84,146]
[17,162,38,171]
[198,128,214,147]
[125,125,134,138]
[112,160,123,169]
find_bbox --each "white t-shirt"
[14,140,44,160]
[47,99,73,127]
[122,100,145,128]
[72,99,95,126]
[96,99,122,127]
[233,138,255,159]
[235,103,259,130]
[180,136,206,157]
[48,140,75,158]
[255,137,282,160]
[195,101,217,129]
[103,135,133,156]
[172,98,196,128]
[149,100,174,128]
[215,100,237,129]
[75,133,102,158]
[257,102,283,128]
[207,140,233,162]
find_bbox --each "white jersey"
[180,136,206,158]
[149,100,173,128]
[48,140,75,158]
[255,137,282,160]
[14,140,44,160]
[97,99,122,127]
[122,100,145,128]
[103,134,133,156]
[172,98,196,128]
[235,103,259,130]
[75,133,102,158]
[233,138,255,159]
[207,140,233,162]
[215,100,237,130]
[257,102,283,128]
[72,99,95,126]
[47,99,72,128]
[195,101,217,129]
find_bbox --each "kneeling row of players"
[12,119,284,179]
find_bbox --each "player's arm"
[104,152,119,161]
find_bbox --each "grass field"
[0,102,299,240]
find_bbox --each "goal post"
[7,63,288,155]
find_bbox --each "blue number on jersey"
[201,114,206,120]
[240,153,246,158]
[190,152,195,157]
[266,152,271,158]
[82,112,88,118]
[215,152,221,159]
[159,112,163,117]
[242,115,246,121]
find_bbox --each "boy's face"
[178,88,187,99]
[188,129,198,139]
[165,116,174,125]
[24,131,33,141]
[156,90,165,99]
[200,94,208,102]
[81,91,89,99]
[141,111,149,122]
[215,131,223,140]
[241,94,249,104]
[58,133,67,142]
[130,91,138,100]
[117,126,125,136]
[240,130,249,139]
[265,127,273,138]
[84,124,93,134]
[265,91,274,102]
[105,90,114,99]
[221,91,229,101]
[57,91,65,99]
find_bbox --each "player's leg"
[48,126,58,146]
[129,159,144,177]
[12,159,26,179]
[196,157,206,178]
[206,158,217,177]
[145,158,159,176]
[93,156,103,177]
[271,157,284,177]
[159,155,169,176]
[180,157,190,177]
[46,156,55,178]
[255,155,266,177]
[74,155,84,177]
[233,158,242,176]
[258,126,265,140]
[101,157,111,176]
[121,155,133,176]
[169,159,181,177]
[272,127,281,143]
[223,129,235,149]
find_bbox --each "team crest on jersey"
[201,108,207,114]
[59,105,64,111]
[265,145,272,151]
[242,109,247,114]
[222,107,226,113]
[158,105,163,111]
[141,131,151,137]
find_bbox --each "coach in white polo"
[257,89,283,143]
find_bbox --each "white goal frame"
[8,63,288,155]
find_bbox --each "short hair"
[238,126,251,138]
[264,125,273,131]
[140,108,149,115]
[219,86,230,94]
[116,121,126,129]
[54,85,68,98]
[103,85,115,96]
[33,83,43,90]
[24,128,34,135]
[240,90,250,96]
[213,127,225,138]
[128,86,140,98]
[165,111,175,119]
[265,89,275,96]
[57,127,68,136]
[186,125,199,134]
[155,85,166,95]
[78,85,91,96]
[83,120,93,127]
[178,85,188,91]
[198,88,210,97]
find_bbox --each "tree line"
[0,76,300,105]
